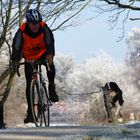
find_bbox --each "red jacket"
[20,22,47,60]
[12,21,55,61]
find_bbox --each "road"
[0,123,140,140]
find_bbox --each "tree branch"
[103,0,140,10]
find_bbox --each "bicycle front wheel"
[41,84,50,126]
[30,80,44,127]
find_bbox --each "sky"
[54,12,140,64]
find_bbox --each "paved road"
[0,123,140,140]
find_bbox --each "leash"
[55,85,102,96]
[49,81,102,96]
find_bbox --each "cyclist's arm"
[43,24,55,56]
[11,29,23,62]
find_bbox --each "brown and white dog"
[102,82,124,122]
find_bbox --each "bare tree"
[0,0,13,48]
[92,0,140,40]
[94,0,140,23]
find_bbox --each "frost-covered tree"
[126,28,140,89]
[53,50,140,122]
[64,51,127,94]
[4,50,140,124]
[54,53,75,99]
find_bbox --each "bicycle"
[17,60,52,127]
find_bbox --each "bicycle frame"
[31,63,51,126]
[17,60,51,127]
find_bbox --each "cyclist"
[103,82,124,122]
[11,9,59,123]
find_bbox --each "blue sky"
[54,12,140,64]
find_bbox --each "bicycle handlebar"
[16,60,50,77]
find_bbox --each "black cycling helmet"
[26,9,42,24]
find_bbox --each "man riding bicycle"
[11,9,59,124]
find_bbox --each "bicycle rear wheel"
[30,80,44,127]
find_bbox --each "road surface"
[0,123,140,140]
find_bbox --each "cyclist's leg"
[24,62,34,123]
[40,52,58,102]
[46,63,59,102]
[47,62,55,83]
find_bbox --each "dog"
[102,82,124,122]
